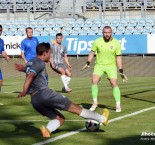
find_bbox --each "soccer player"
[15,42,109,138]
[0,24,10,94]
[50,33,72,92]
[20,27,39,64]
[20,27,48,82]
[82,26,128,112]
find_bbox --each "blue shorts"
[0,69,3,80]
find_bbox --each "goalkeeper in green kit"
[82,26,128,112]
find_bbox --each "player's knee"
[57,116,65,125]
[111,82,117,88]
[92,79,99,84]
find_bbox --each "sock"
[0,87,1,92]
[80,108,106,123]
[61,75,68,89]
[113,86,121,104]
[46,119,61,132]
[92,85,98,104]
[66,76,71,85]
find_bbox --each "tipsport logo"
[5,42,21,49]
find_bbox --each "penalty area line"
[33,106,155,145]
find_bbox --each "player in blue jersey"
[15,42,109,138]
[20,27,39,64]
[20,27,48,82]
[0,24,10,94]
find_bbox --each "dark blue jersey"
[26,58,48,93]
[20,37,39,61]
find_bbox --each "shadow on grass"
[79,103,115,111]
[122,89,155,104]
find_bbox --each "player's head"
[0,25,2,36]
[36,42,51,62]
[56,33,63,44]
[26,27,33,39]
[102,26,112,42]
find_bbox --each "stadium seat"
[40,31,49,36]
[90,27,99,34]
[111,0,120,8]
[84,19,93,27]
[79,27,91,35]
[63,27,72,35]
[52,27,61,33]
[142,25,152,34]
[102,18,111,26]
[145,17,154,27]
[146,0,154,8]
[115,26,125,34]
[34,27,44,34]
[46,19,55,28]
[128,0,137,8]
[75,19,84,28]
[71,27,81,35]
[44,26,52,33]
[133,26,143,34]
[125,26,134,34]
[111,18,120,27]
[110,26,117,34]
[137,17,146,27]
[120,18,128,27]
[33,32,41,36]
[92,19,102,28]
[55,19,64,28]
[127,18,137,27]
[30,21,38,28]
[66,19,76,28]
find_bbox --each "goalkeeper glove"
[119,69,128,82]
[82,61,90,70]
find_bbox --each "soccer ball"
[85,120,100,131]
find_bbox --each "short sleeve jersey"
[20,37,39,61]
[91,37,121,66]
[51,43,67,64]
[26,58,48,93]
[0,38,4,54]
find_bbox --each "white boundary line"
[33,106,155,145]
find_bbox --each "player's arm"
[116,55,128,82]
[50,53,55,69]
[18,72,35,97]
[2,51,10,62]
[21,51,27,64]
[64,54,72,69]
[82,51,95,70]
[15,63,26,72]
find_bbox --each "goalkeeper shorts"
[93,64,117,79]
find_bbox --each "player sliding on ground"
[82,26,128,112]
[15,42,109,138]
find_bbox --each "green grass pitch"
[0,77,155,145]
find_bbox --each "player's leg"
[107,65,121,112]
[65,68,72,92]
[90,65,103,111]
[67,102,109,126]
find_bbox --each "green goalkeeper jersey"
[91,37,121,66]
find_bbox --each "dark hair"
[103,26,112,31]
[36,42,51,55]
[25,27,33,32]
[56,33,63,38]
[0,24,2,29]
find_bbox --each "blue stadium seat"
[133,26,143,34]
[79,27,91,35]
[30,21,38,28]
[111,0,120,8]
[145,17,154,27]
[63,27,72,35]
[75,19,84,28]
[92,19,102,28]
[125,26,134,34]
[120,18,128,27]
[46,19,55,28]
[52,27,61,33]
[137,17,146,27]
[127,18,137,27]
[110,26,117,34]
[33,32,41,36]
[115,26,125,34]
[102,18,111,27]
[71,27,81,35]
[40,32,49,36]
[66,19,76,28]
[17,27,25,36]
[111,18,120,27]
[34,27,44,34]
[142,26,152,34]
[44,27,52,33]
[55,19,64,28]
[90,27,99,34]
[128,0,137,8]
[84,19,93,27]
